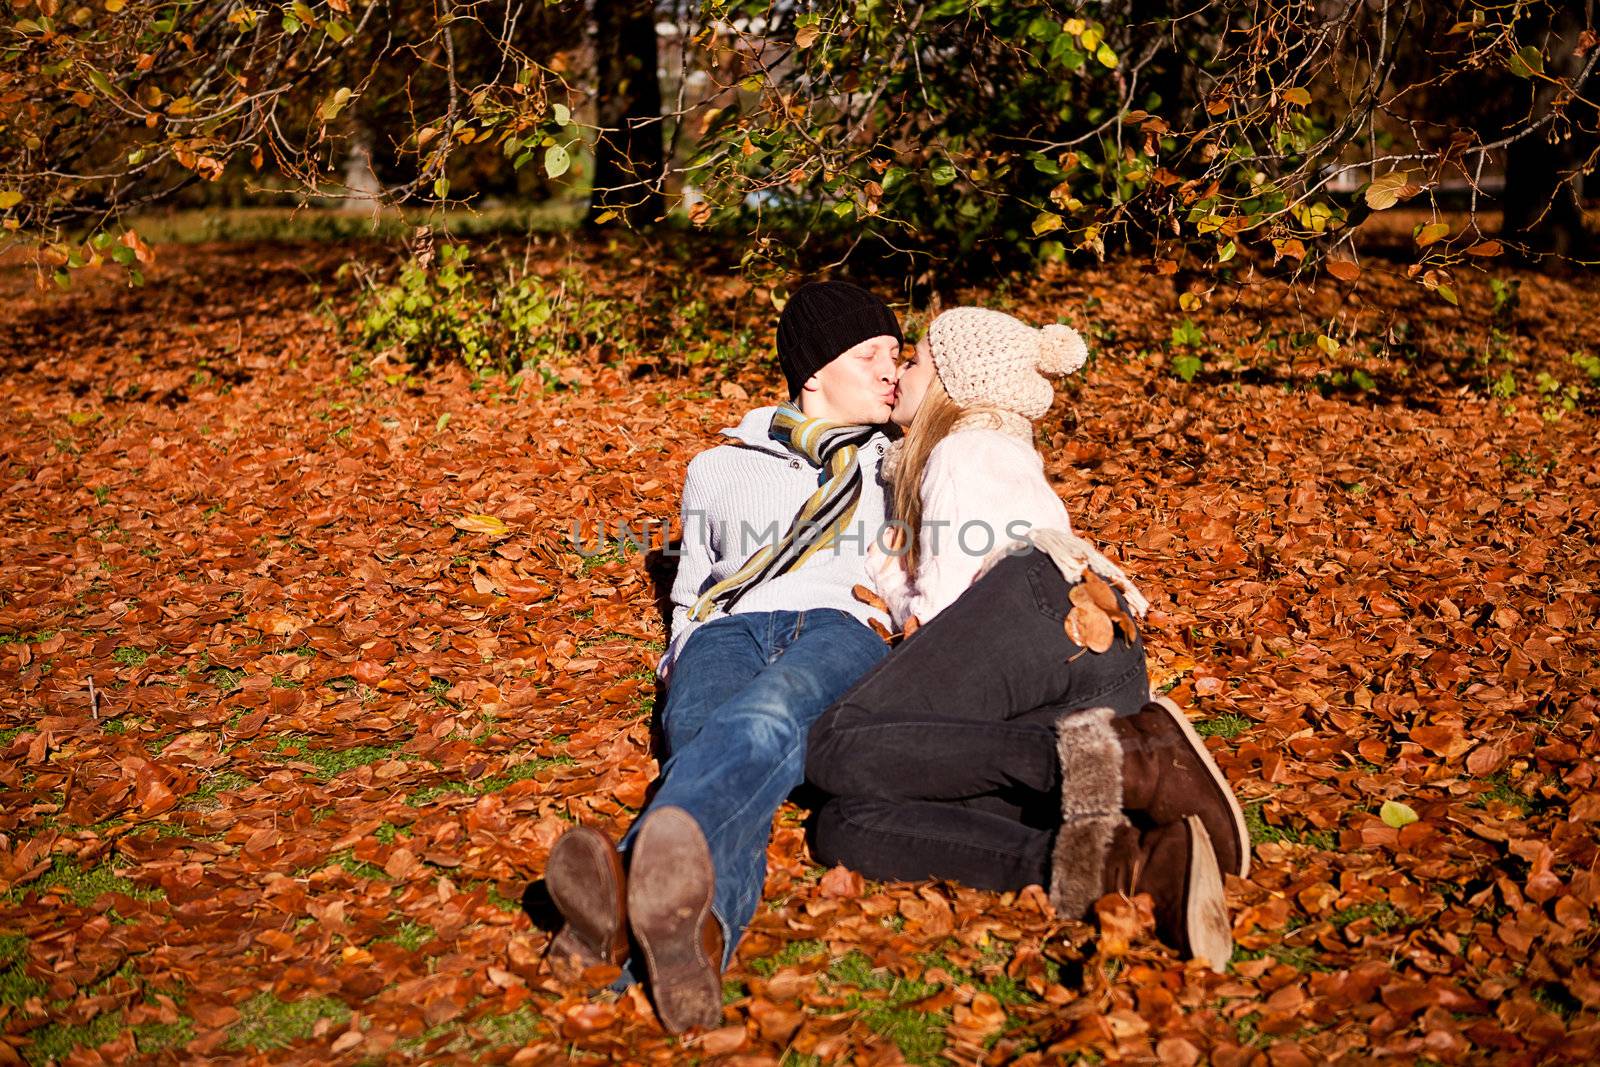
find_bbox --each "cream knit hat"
[927,307,1089,420]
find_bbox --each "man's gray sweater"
[656,405,895,684]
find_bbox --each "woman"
[805,307,1249,970]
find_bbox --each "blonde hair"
[890,375,962,576]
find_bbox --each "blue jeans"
[616,607,887,981]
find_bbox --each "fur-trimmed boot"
[1051,708,1233,972]
[1048,707,1131,917]
[1113,695,1250,878]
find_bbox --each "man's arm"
[658,455,719,684]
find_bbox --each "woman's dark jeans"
[806,546,1149,892]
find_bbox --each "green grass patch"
[484,884,521,913]
[578,545,631,573]
[826,951,948,1064]
[378,920,434,952]
[1532,982,1582,1021]
[0,629,59,646]
[186,770,250,809]
[132,1016,197,1054]
[1193,713,1251,739]
[0,726,27,746]
[471,1004,547,1046]
[126,204,583,246]
[321,850,391,883]
[224,991,350,1052]
[5,855,164,909]
[629,692,656,721]
[0,934,46,1011]
[1329,900,1404,931]
[207,666,246,693]
[406,756,574,805]
[1473,772,1549,815]
[112,646,149,667]
[972,969,1034,1008]
[1243,802,1337,850]
[275,735,404,779]
[21,1009,124,1064]
[750,938,827,978]
[1232,942,1329,973]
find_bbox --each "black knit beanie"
[776,281,903,401]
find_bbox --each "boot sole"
[627,806,721,1033]
[1181,815,1233,973]
[1151,694,1251,879]
[545,826,624,966]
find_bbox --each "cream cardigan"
[868,425,1149,629]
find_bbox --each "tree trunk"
[1499,4,1596,260]
[1501,133,1593,259]
[587,0,664,228]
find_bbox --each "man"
[543,281,903,1032]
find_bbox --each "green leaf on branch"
[1031,211,1064,236]
[1416,222,1449,247]
[552,103,570,127]
[544,143,570,180]
[1364,170,1414,211]
[1508,45,1543,78]
[318,87,352,121]
[930,160,957,186]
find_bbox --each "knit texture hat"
[777,281,903,401]
[927,307,1089,420]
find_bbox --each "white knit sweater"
[867,427,1149,628]
[656,406,895,684]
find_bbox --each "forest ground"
[1,231,1597,1065]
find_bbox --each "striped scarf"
[689,403,879,621]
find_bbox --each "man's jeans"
[806,547,1149,892]
[617,607,887,978]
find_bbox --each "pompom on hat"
[926,307,1089,421]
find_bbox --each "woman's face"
[890,337,937,428]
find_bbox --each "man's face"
[799,335,901,424]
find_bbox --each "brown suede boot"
[627,806,724,1034]
[1113,695,1250,879]
[1102,815,1232,972]
[545,825,630,972]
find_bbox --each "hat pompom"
[1038,323,1088,377]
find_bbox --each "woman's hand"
[866,536,909,596]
